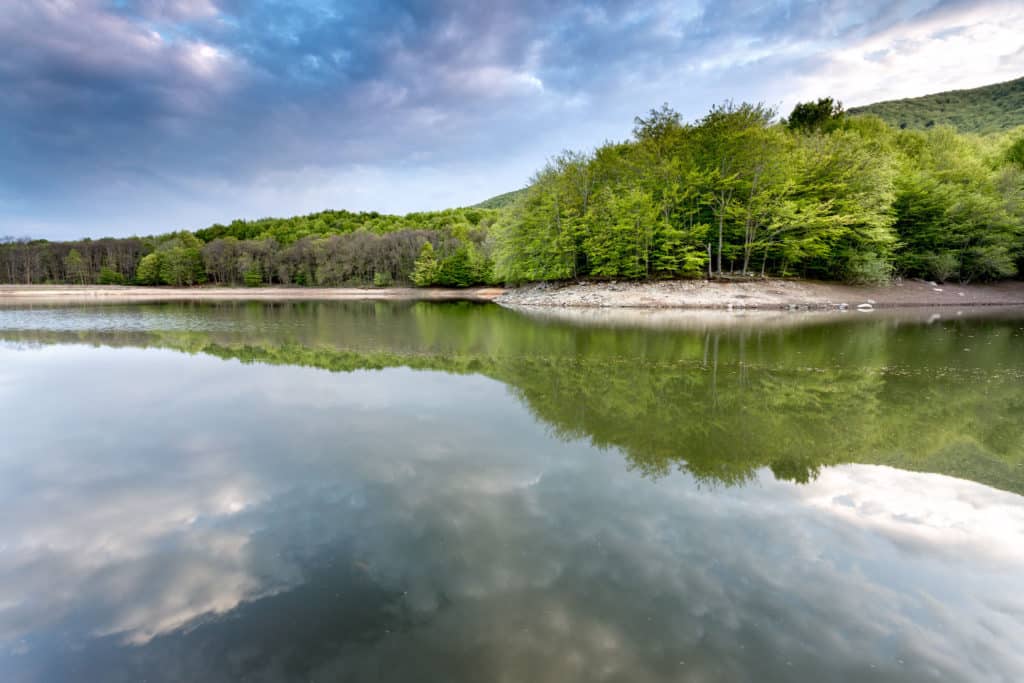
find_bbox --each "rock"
[857,303,874,311]
[933,288,943,292]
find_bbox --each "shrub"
[243,267,262,287]
[844,252,893,286]
[98,266,125,285]
[963,245,1017,282]
[922,252,959,283]
[135,253,162,285]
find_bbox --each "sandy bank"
[0,285,505,304]
[4,280,1024,310]
[496,278,1024,310]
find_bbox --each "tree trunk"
[717,208,724,275]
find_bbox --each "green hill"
[849,76,1024,133]
[473,188,527,209]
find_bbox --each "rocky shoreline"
[495,278,1024,310]
[3,279,1023,310]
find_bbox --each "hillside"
[473,188,527,209]
[849,77,1024,133]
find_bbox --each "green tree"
[63,249,86,284]
[1006,136,1024,169]
[155,232,207,286]
[437,247,475,287]
[98,265,125,285]
[135,253,162,285]
[787,98,845,133]
[411,241,440,287]
[696,101,776,274]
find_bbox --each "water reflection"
[2,301,1022,493]
[0,302,1022,682]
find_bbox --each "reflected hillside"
[2,301,1022,494]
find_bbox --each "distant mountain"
[849,77,1024,133]
[473,188,527,209]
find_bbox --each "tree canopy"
[2,99,1022,287]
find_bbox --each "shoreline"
[2,279,1024,309]
[495,278,1024,310]
[0,285,505,304]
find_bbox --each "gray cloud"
[1,313,1024,681]
[0,0,1020,238]
[1,340,1023,681]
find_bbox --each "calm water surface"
[0,301,1022,683]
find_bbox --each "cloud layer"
[1,342,1022,681]
[1,0,1022,238]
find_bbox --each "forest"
[848,76,1024,133]
[2,98,1023,288]
[0,208,498,288]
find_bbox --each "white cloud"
[792,1,1024,107]
[445,65,545,97]
[0,340,1022,678]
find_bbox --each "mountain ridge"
[848,76,1024,133]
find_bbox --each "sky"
[2,0,1023,240]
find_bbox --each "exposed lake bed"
[1,300,1022,682]
[496,277,1024,309]
[4,278,1024,310]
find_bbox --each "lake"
[1,300,1022,683]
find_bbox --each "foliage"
[98,266,125,285]
[2,212,497,288]
[848,76,1024,133]
[786,97,845,133]
[6,301,1022,495]
[2,96,1022,288]
[473,189,528,209]
[63,249,86,284]
[1007,136,1024,170]
[135,253,162,285]
[156,232,206,286]
[492,103,1020,285]
[843,252,893,285]
[410,242,441,287]
[891,126,1021,281]
[193,207,498,245]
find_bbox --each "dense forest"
[3,94,1023,288]
[849,76,1024,133]
[494,99,1024,285]
[0,208,498,288]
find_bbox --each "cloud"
[789,0,1024,107]
[0,0,1021,239]
[0,339,1023,680]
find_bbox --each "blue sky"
[2,0,1023,240]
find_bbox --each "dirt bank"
[0,285,505,304]
[496,279,1024,310]
[4,280,1023,310]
